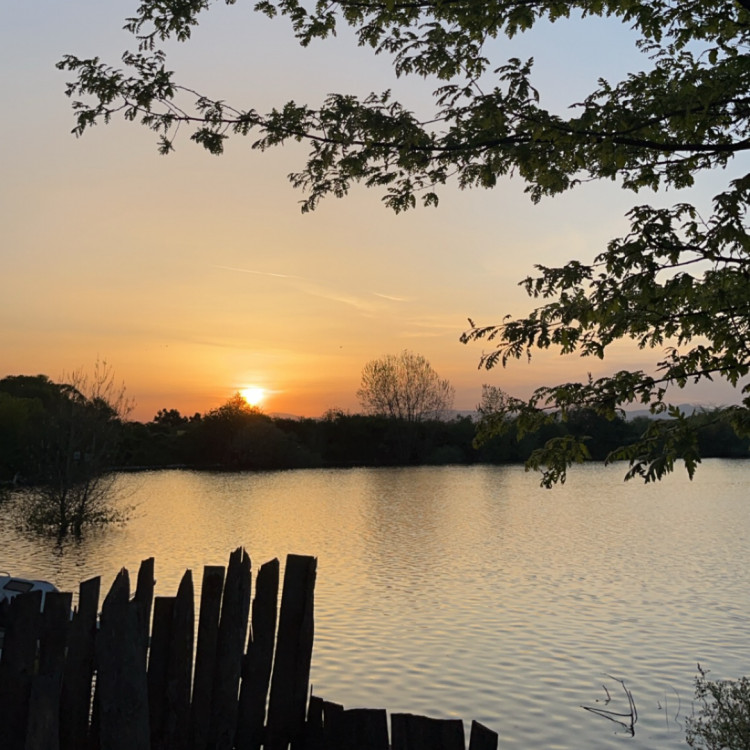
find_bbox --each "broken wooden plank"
[391,713,465,750]
[468,720,498,750]
[340,708,390,750]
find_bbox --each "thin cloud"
[214,263,404,315]
[372,292,413,302]
[406,316,464,333]
[400,330,448,339]
[213,264,302,280]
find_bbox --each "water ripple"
[2,461,750,748]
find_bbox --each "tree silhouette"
[0,363,132,536]
[358,350,454,422]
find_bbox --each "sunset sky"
[2,0,742,421]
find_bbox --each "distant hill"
[272,405,728,422]
[269,409,480,421]
[624,403,706,420]
[442,409,480,420]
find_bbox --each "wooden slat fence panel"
[302,697,500,750]
[2,548,499,750]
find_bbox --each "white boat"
[0,572,58,607]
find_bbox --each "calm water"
[2,460,749,748]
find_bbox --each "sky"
[1,0,743,421]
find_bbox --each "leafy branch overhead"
[58,1,750,210]
[59,0,750,483]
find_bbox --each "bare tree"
[357,351,455,423]
[18,360,133,537]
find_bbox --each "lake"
[2,460,749,748]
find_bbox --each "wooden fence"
[0,548,497,750]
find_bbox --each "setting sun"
[240,386,266,407]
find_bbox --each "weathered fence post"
[95,569,150,750]
[165,569,194,750]
[148,595,176,747]
[134,557,156,669]
[468,720,498,750]
[0,589,42,750]
[321,700,344,750]
[265,554,317,750]
[301,695,325,750]
[149,569,194,750]
[235,557,280,750]
[208,547,252,750]
[24,590,72,750]
[190,565,225,750]
[60,576,100,750]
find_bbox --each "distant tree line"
[2,374,749,488]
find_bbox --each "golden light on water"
[240,386,266,407]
